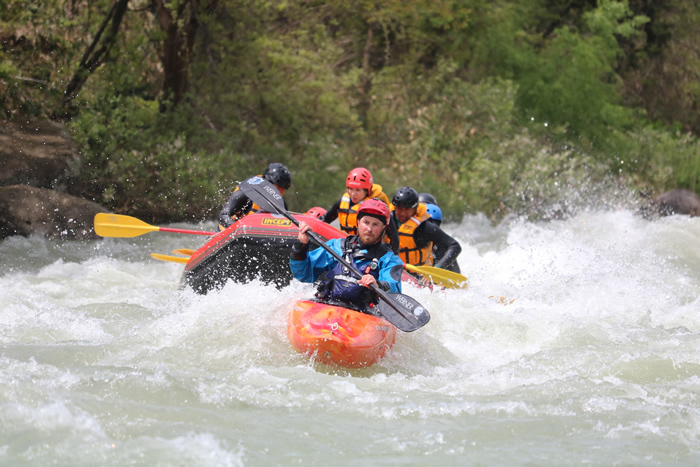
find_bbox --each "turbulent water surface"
[1,210,699,465]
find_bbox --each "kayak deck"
[287,300,397,368]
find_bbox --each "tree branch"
[60,0,131,114]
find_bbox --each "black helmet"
[392,186,419,209]
[418,193,438,206]
[263,163,291,189]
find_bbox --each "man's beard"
[358,229,383,247]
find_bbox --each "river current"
[1,210,699,465]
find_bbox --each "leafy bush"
[515,0,648,149]
[72,97,236,222]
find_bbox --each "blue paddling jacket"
[290,236,403,310]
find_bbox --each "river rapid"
[1,209,699,465]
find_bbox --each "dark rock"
[0,120,81,193]
[653,189,700,217]
[0,185,108,240]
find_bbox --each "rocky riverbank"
[0,120,107,239]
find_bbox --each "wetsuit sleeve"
[377,253,403,294]
[218,188,253,228]
[289,238,341,283]
[415,222,462,270]
[323,199,341,224]
[290,241,309,261]
[386,216,400,254]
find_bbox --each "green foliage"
[450,1,538,81]
[3,0,699,224]
[515,0,648,148]
[619,0,700,134]
[365,64,626,220]
[72,96,235,222]
[0,56,20,115]
[608,127,699,193]
[367,61,524,218]
[0,0,114,117]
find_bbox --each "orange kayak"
[287,300,397,368]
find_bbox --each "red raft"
[287,300,397,368]
[180,212,345,293]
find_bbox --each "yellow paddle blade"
[150,253,189,264]
[405,264,468,289]
[172,249,196,257]
[94,213,159,238]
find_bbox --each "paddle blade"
[95,213,215,238]
[405,264,468,289]
[150,253,189,264]
[94,213,158,238]
[239,177,295,223]
[375,293,430,332]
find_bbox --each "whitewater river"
[1,210,699,465]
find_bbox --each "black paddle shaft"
[240,177,430,332]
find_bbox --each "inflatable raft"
[181,212,345,293]
[287,300,397,368]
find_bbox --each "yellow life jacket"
[396,203,434,266]
[337,184,390,235]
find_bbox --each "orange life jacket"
[396,203,434,266]
[337,184,390,235]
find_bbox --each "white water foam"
[1,211,699,464]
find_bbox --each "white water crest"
[1,211,699,465]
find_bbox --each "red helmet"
[346,167,373,191]
[305,206,327,219]
[357,199,390,226]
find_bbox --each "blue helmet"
[425,203,443,225]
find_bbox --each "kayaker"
[391,186,462,271]
[322,167,400,253]
[416,193,462,273]
[290,199,404,312]
[218,163,292,230]
[422,202,462,274]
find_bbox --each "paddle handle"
[159,227,216,236]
